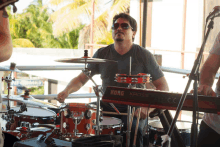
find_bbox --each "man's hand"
[57,90,69,103]
[191,85,216,97]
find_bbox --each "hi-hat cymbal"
[55,57,117,64]
[2,94,58,108]
[0,62,21,72]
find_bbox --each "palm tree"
[46,0,130,44]
[9,0,83,49]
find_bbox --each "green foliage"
[8,1,82,49]
[13,39,35,48]
[29,86,44,95]
[96,31,114,45]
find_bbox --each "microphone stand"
[162,17,214,147]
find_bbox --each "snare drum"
[115,73,150,84]
[100,116,123,135]
[11,107,56,130]
[148,121,191,147]
[60,103,97,138]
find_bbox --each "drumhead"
[149,121,192,132]
[100,116,122,127]
[12,106,56,117]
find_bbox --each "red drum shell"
[60,103,97,136]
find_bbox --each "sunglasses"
[111,23,133,30]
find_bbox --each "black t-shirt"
[88,44,164,112]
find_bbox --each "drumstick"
[103,111,127,115]
[133,108,141,147]
[129,107,136,131]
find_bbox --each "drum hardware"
[2,63,17,111]
[72,113,84,137]
[126,56,132,147]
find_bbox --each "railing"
[85,43,210,69]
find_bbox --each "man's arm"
[198,53,220,96]
[152,76,169,91]
[0,9,13,62]
[57,72,90,102]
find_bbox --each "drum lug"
[86,123,91,130]
[73,129,78,134]
[92,119,96,124]
[64,109,71,118]
[85,109,92,119]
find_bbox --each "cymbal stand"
[82,68,101,135]
[2,71,15,111]
[82,50,120,135]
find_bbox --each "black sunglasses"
[111,23,133,30]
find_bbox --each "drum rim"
[100,116,123,129]
[12,106,56,117]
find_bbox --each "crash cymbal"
[55,57,117,64]
[2,94,58,108]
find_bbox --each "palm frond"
[106,0,130,30]
[48,0,74,6]
[52,2,92,37]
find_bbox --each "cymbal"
[2,94,58,109]
[0,66,21,72]
[55,57,117,64]
[32,93,98,100]
[0,63,21,72]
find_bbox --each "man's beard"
[115,38,123,42]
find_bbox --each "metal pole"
[141,0,148,48]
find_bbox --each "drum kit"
[0,50,196,147]
[0,51,152,147]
